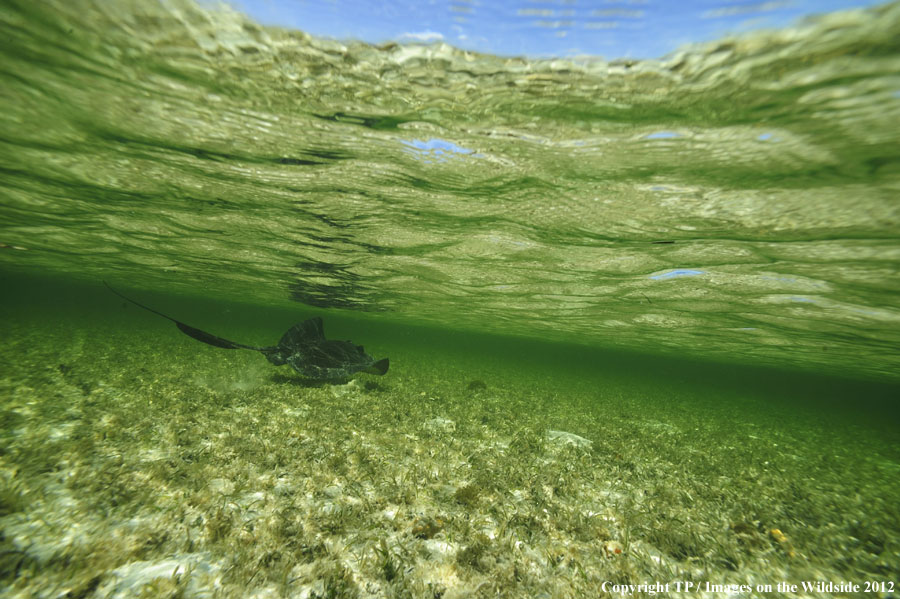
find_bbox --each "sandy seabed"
[0,311,898,599]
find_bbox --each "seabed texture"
[1,301,898,599]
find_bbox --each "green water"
[1,273,899,598]
[1,1,900,597]
[1,0,899,379]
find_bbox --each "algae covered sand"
[1,283,899,599]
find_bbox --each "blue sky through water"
[219,0,886,58]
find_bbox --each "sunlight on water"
[0,0,899,379]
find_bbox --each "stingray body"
[105,283,389,380]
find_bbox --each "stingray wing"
[261,316,390,380]
[364,358,390,375]
[276,317,325,349]
[288,339,371,377]
[273,318,386,379]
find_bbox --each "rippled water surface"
[1,0,899,379]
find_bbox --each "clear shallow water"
[1,275,899,598]
[1,0,899,379]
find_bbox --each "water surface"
[1,0,899,379]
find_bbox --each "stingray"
[104,282,389,380]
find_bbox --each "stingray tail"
[104,281,266,352]
[364,358,390,376]
[173,321,254,350]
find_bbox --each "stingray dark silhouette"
[104,282,389,380]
